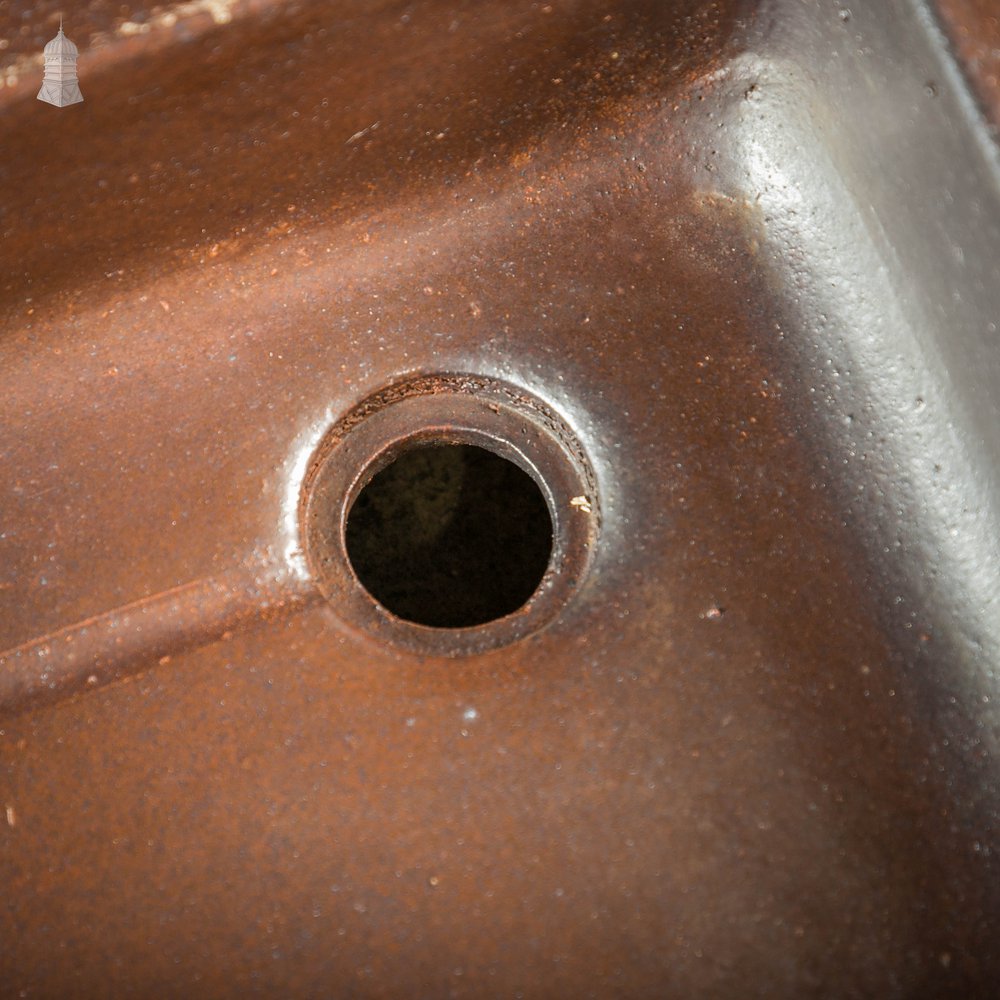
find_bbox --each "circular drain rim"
[300,374,600,656]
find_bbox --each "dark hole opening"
[344,443,554,628]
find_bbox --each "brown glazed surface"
[2,2,997,996]
[937,0,1000,126]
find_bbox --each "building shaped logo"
[37,18,83,108]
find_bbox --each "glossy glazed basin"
[2,1,999,995]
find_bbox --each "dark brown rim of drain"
[300,374,600,656]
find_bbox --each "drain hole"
[344,443,553,628]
